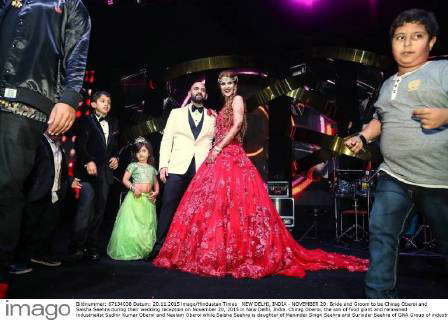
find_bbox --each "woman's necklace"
[12,0,23,8]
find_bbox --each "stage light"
[247,147,264,158]
[257,106,269,119]
[291,0,317,7]
[68,160,74,176]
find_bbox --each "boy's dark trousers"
[0,112,46,282]
[71,167,111,254]
[18,194,62,261]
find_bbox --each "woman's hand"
[207,149,220,164]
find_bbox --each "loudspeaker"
[271,197,295,228]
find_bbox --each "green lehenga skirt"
[107,191,157,260]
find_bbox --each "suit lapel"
[90,115,107,147]
[182,106,195,140]
[106,120,114,146]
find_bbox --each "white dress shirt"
[95,113,109,144]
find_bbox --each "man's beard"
[191,94,204,104]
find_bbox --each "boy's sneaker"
[9,264,33,275]
[31,257,62,267]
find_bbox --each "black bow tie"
[98,116,107,122]
[191,105,204,113]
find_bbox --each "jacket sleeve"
[159,109,176,170]
[23,138,46,200]
[59,0,91,109]
[75,118,95,165]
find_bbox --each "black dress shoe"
[86,249,100,261]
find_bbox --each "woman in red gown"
[153,70,368,279]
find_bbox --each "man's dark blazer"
[74,113,119,184]
[24,135,69,203]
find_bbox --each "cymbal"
[294,127,371,161]
[307,47,392,69]
[121,117,165,143]
[246,77,337,120]
[246,76,304,107]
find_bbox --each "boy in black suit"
[69,91,119,261]
[14,133,71,272]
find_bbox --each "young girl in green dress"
[107,137,159,260]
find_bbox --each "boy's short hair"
[92,91,111,103]
[390,9,439,39]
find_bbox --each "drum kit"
[332,168,437,251]
[332,168,377,242]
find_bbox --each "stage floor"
[8,238,447,299]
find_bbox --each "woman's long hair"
[218,70,247,137]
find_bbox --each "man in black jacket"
[16,133,71,270]
[69,91,119,262]
[0,0,90,296]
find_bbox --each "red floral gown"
[153,105,368,279]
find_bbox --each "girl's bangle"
[129,184,135,192]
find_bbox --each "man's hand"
[47,103,76,135]
[159,167,168,183]
[344,135,364,154]
[109,157,119,170]
[86,161,97,176]
[413,108,448,129]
